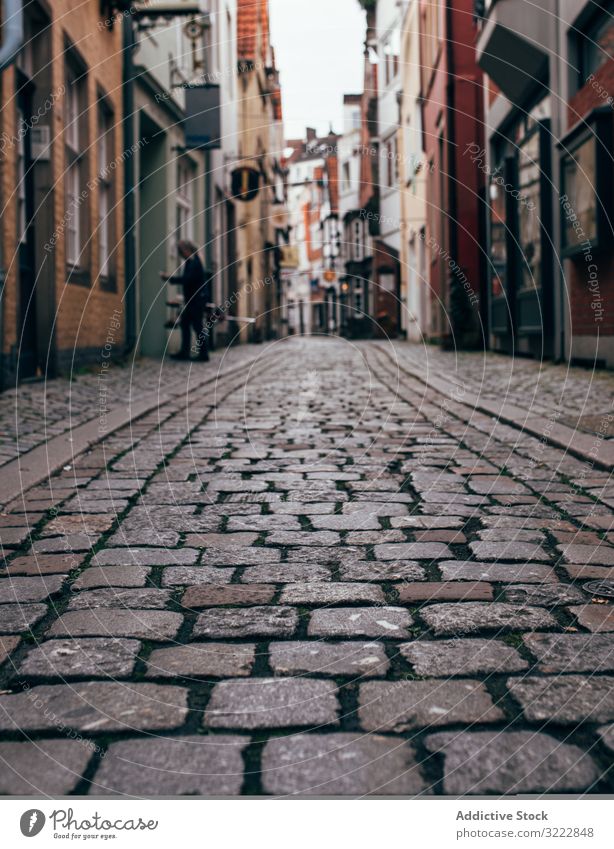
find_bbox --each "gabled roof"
[237,0,270,63]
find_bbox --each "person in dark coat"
[161,240,211,361]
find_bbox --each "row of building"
[0,0,288,388]
[287,0,613,367]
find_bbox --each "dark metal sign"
[183,84,221,150]
[231,166,260,202]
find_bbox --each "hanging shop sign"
[231,167,261,202]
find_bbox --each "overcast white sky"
[268,0,366,141]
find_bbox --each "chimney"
[306,127,317,143]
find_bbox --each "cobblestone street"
[0,337,613,796]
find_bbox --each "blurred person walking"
[161,240,211,361]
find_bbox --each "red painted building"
[420,0,486,348]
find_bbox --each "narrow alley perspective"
[1,0,614,830]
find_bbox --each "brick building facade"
[0,0,126,387]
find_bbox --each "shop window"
[577,3,614,86]
[560,108,613,256]
[517,130,541,292]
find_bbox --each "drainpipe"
[122,15,137,355]
[0,0,25,391]
[445,0,459,345]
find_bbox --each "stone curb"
[0,348,267,509]
[375,343,614,473]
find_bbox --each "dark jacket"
[181,254,211,306]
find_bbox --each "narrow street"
[0,338,613,795]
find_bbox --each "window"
[383,29,400,85]
[343,162,351,190]
[66,164,80,265]
[578,4,614,86]
[17,108,27,245]
[384,135,398,188]
[64,57,88,273]
[517,130,541,292]
[176,159,195,247]
[98,102,115,284]
[560,110,613,256]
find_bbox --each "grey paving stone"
[339,561,425,582]
[420,602,557,637]
[30,534,97,554]
[0,682,188,732]
[523,633,614,673]
[502,583,586,606]
[279,583,384,606]
[240,564,332,583]
[570,605,614,633]
[390,516,464,529]
[66,589,171,610]
[204,678,339,729]
[261,733,427,796]
[193,606,298,639]
[269,641,389,678]
[108,529,181,547]
[93,548,199,567]
[146,643,255,678]
[359,680,504,732]
[93,736,247,796]
[508,675,614,724]
[0,635,20,667]
[72,566,151,589]
[346,530,407,545]
[469,542,552,561]
[0,575,66,603]
[284,546,365,565]
[400,638,528,677]
[557,544,614,566]
[161,566,235,586]
[477,528,546,543]
[201,548,281,566]
[425,731,600,794]
[265,531,341,547]
[308,607,413,639]
[0,739,95,795]
[48,610,182,641]
[187,532,260,546]
[17,638,141,678]
[309,513,382,531]
[439,562,556,583]
[342,502,409,517]
[374,543,453,561]
[270,502,336,514]
[0,604,48,634]
[224,517,301,532]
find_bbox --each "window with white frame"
[383,28,400,85]
[98,102,114,282]
[64,59,87,270]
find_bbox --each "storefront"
[488,97,555,358]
